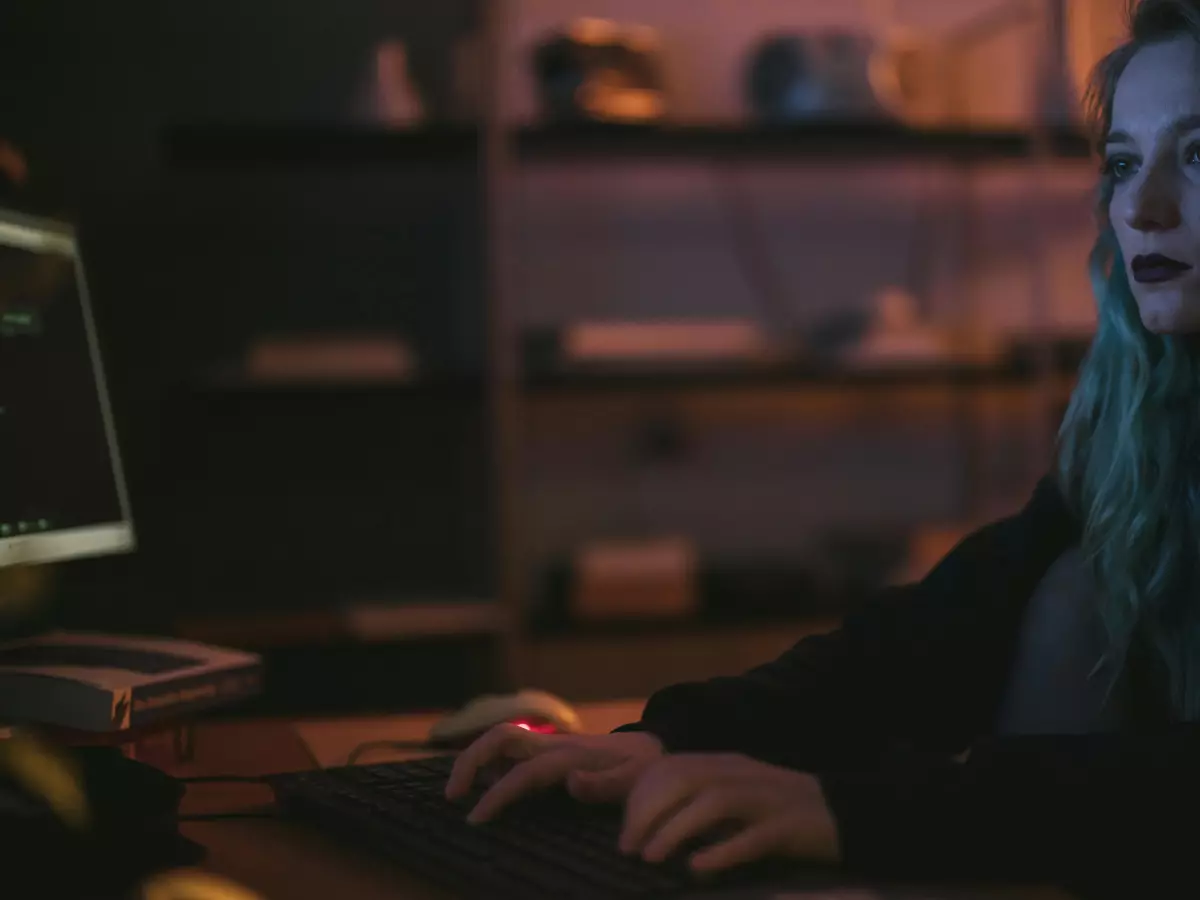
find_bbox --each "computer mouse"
[428,689,583,748]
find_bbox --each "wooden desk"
[167,702,1072,900]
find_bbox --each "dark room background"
[0,0,1114,711]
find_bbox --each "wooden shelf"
[162,122,1093,169]
[515,122,1093,163]
[185,368,486,397]
[522,334,1090,393]
[185,358,1084,397]
[523,359,1080,394]
[173,353,1087,396]
[196,375,419,392]
[162,125,478,168]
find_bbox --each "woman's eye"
[1186,143,1200,166]
[1104,155,1136,181]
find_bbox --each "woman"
[448,1,1200,894]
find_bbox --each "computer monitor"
[0,208,135,568]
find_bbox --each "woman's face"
[1109,36,1200,334]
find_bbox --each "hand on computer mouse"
[445,725,663,823]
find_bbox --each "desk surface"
[168,702,1073,900]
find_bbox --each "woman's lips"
[1132,253,1193,284]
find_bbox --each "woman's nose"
[1126,162,1183,233]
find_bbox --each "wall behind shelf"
[511,160,1099,337]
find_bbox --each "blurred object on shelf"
[533,18,666,125]
[858,0,969,127]
[571,536,698,623]
[866,1,1099,129]
[358,39,425,127]
[809,286,962,368]
[839,286,954,368]
[562,319,775,365]
[879,27,955,126]
[746,30,915,122]
[238,334,417,385]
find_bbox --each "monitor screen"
[0,210,134,568]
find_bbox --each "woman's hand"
[445,725,664,823]
[619,753,841,874]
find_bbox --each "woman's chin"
[1136,292,1200,334]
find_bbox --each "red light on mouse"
[509,718,559,734]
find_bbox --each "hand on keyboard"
[272,757,835,896]
[619,753,841,874]
[445,725,664,823]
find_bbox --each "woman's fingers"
[566,756,647,803]
[468,746,606,823]
[689,817,794,873]
[445,724,547,800]
[619,763,701,854]
[639,786,749,863]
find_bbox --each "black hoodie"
[617,476,1198,898]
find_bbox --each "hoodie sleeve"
[616,477,1075,770]
[818,728,1200,898]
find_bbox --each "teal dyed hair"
[1058,0,1200,719]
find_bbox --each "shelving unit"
[164,121,1092,167]
[157,0,1098,700]
[162,125,479,167]
[520,335,1090,393]
[477,0,1093,689]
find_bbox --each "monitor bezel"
[0,208,136,569]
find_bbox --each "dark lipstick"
[1132,253,1193,284]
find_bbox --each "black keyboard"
[266,755,815,899]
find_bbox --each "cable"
[711,164,795,339]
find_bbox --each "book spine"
[128,664,263,728]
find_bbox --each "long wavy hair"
[1057,0,1200,720]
